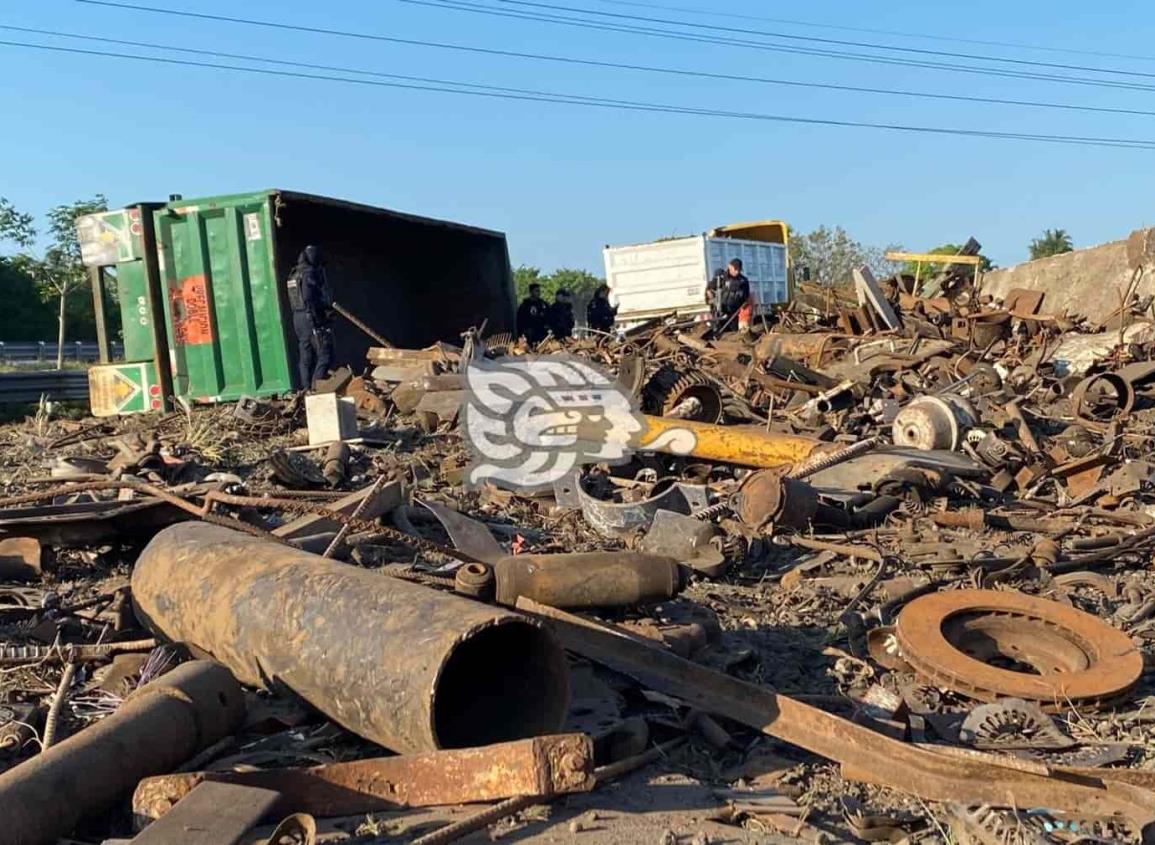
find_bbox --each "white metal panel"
[605,235,790,326]
[603,236,709,321]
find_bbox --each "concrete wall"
[980,228,1155,324]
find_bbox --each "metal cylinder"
[0,660,244,845]
[892,394,976,451]
[494,552,684,609]
[132,523,570,754]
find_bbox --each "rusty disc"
[895,590,1142,708]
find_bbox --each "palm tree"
[1029,229,1074,260]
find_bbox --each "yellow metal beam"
[885,251,983,266]
[636,415,826,468]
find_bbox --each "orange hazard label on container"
[170,274,213,346]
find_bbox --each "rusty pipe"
[493,552,684,609]
[0,660,244,845]
[132,523,570,754]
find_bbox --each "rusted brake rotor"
[895,590,1142,709]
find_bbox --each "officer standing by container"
[548,288,575,340]
[586,284,618,334]
[706,258,751,334]
[286,244,334,390]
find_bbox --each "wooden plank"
[130,781,280,844]
[272,481,404,540]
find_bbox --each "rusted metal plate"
[895,590,1142,708]
[133,734,594,822]
[130,781,281,844]
[419,500,504,564]
[0,499,189,547]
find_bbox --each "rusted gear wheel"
[642,366,724,423]
[895,590,1142,709]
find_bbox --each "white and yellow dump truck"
[602,221,793,329]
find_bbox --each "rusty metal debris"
[133,523,570,753]
[0,661,244,845]
[133,733,595,822]
[895,589,1143,708]
[12,259,1155,844]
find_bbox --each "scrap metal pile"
[5,260,1155,844]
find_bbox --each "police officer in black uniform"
[548,288,576,340]
[706,258,750,333]
[516,283,549,347]
[286,244,334,390]
[586,284,617,333]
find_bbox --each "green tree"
[790,225,902,287]
[1029,228,1074,260]
[902,243,993,278]
[0,195,108,366]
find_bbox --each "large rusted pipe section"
[0,660,244,845]
[132,523,570,753]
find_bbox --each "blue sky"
[3,0,1155,272]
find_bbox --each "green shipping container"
[79,190,515,415]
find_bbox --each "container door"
[153,199,292,402]
[603,235,709,323]
[705,239,789,314]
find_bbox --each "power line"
[22,20,1155,119]
[392,0,1155,93]
[5,38,1155,149]
[79,0,1155,95]
[493,0,1155,80]
[586,0,1155,64]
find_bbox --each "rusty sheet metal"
[0,661,245,845]
[0,499,190,547]
[133,734,595,823]
[895,590,1142,708]
[419,499,504,564]
[132,523,569,754]
[516,598,1155,828]
[494,552,684,609]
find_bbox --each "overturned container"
[132,523,570,754]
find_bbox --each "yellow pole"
[635,415,826,468]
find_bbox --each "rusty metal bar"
[0,661,245,845]
[133,733,595,822]
[132,523,570,754]
[516,598,1155,828]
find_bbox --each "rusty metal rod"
[41,660,77,749]
[493,552,684,609]
[132,523,570,754]
[0,660,244,845]
[782,535,886,564]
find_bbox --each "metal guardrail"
[0,341,123,365]
[0,370,90,404]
